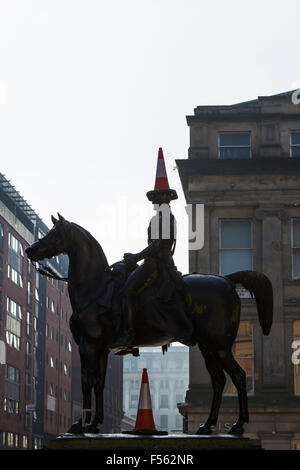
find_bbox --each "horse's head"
[26,213,69,262]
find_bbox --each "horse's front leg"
[67,339,94,434]
[85,350,109,433]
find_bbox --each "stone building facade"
[176,90,300,450]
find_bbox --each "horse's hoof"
[196,424,212,435]
[228,423,244,436]
[67,419,84,434]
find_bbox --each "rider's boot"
[178,336,197,347]
[109,327,134,350]
[108,295,135,350]
[114,347,140,357]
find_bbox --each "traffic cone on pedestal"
[124,368,168,435]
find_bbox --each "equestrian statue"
[25,148,273,437]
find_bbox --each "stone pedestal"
[44,432,262,451]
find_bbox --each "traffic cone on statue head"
[154,147,170,191]
[146,148,178,202]
[124,368,168,435]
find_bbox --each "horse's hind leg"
[217,349,249,436]
[196,345,226,435]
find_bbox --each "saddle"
[110,260,138,289]
[109,260,195,348]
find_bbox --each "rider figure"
[109,148,185,351]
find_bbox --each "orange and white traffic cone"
[153,147,171,191]
[146,148,178,202]
[125,368,168,435]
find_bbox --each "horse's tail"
[225,270,273,336]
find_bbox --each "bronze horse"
[25,213,273,436]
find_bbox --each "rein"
[31,260,68,282]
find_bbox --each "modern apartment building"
[0,173,123,448]
[0,174,72,448]
[176,90,300,450]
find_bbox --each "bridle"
[31,260,68,282]
[29,222,71,282]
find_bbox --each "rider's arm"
[134,239,162,261]
[135,211,174,261]
[125,211,174,263]
[123,239,162,265]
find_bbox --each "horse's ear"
[51,215,58,225]
[57,213,66,224]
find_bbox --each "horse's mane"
[70,222,96,243]
[69,222,110,269]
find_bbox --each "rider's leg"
[109,262,156,349]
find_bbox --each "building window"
[22,435,28,449]
[130,394,138,409]
[176,394,184,404]
[8,233,23,287]
[218,132,251,159]
[290,132,300,157]
[6,364,20,383]
[7,408,19,426]
[6,298,22,351]
[38,229,45,240]
[175,414,183,430]
[8,232,23,255]
[220,220,252,275]
[7,265,23,287]
[294,321,300,395]
[224,322,254,395]
[0,222,3,251]
[292,219,300,278]
[7,297,22,318]
[27,281,33,307]
[34,289,39,317]
[0,256,3,286]
[160,415,168,430]
[160,395,169,408]
[5,364,20,414]
[25,373,31,400]
[7,432,14,447]
[26,311,32,338]
[25,341,31,369]
[27,258,33,277]
[34,437,41,450]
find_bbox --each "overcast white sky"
[1,0,299,273]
